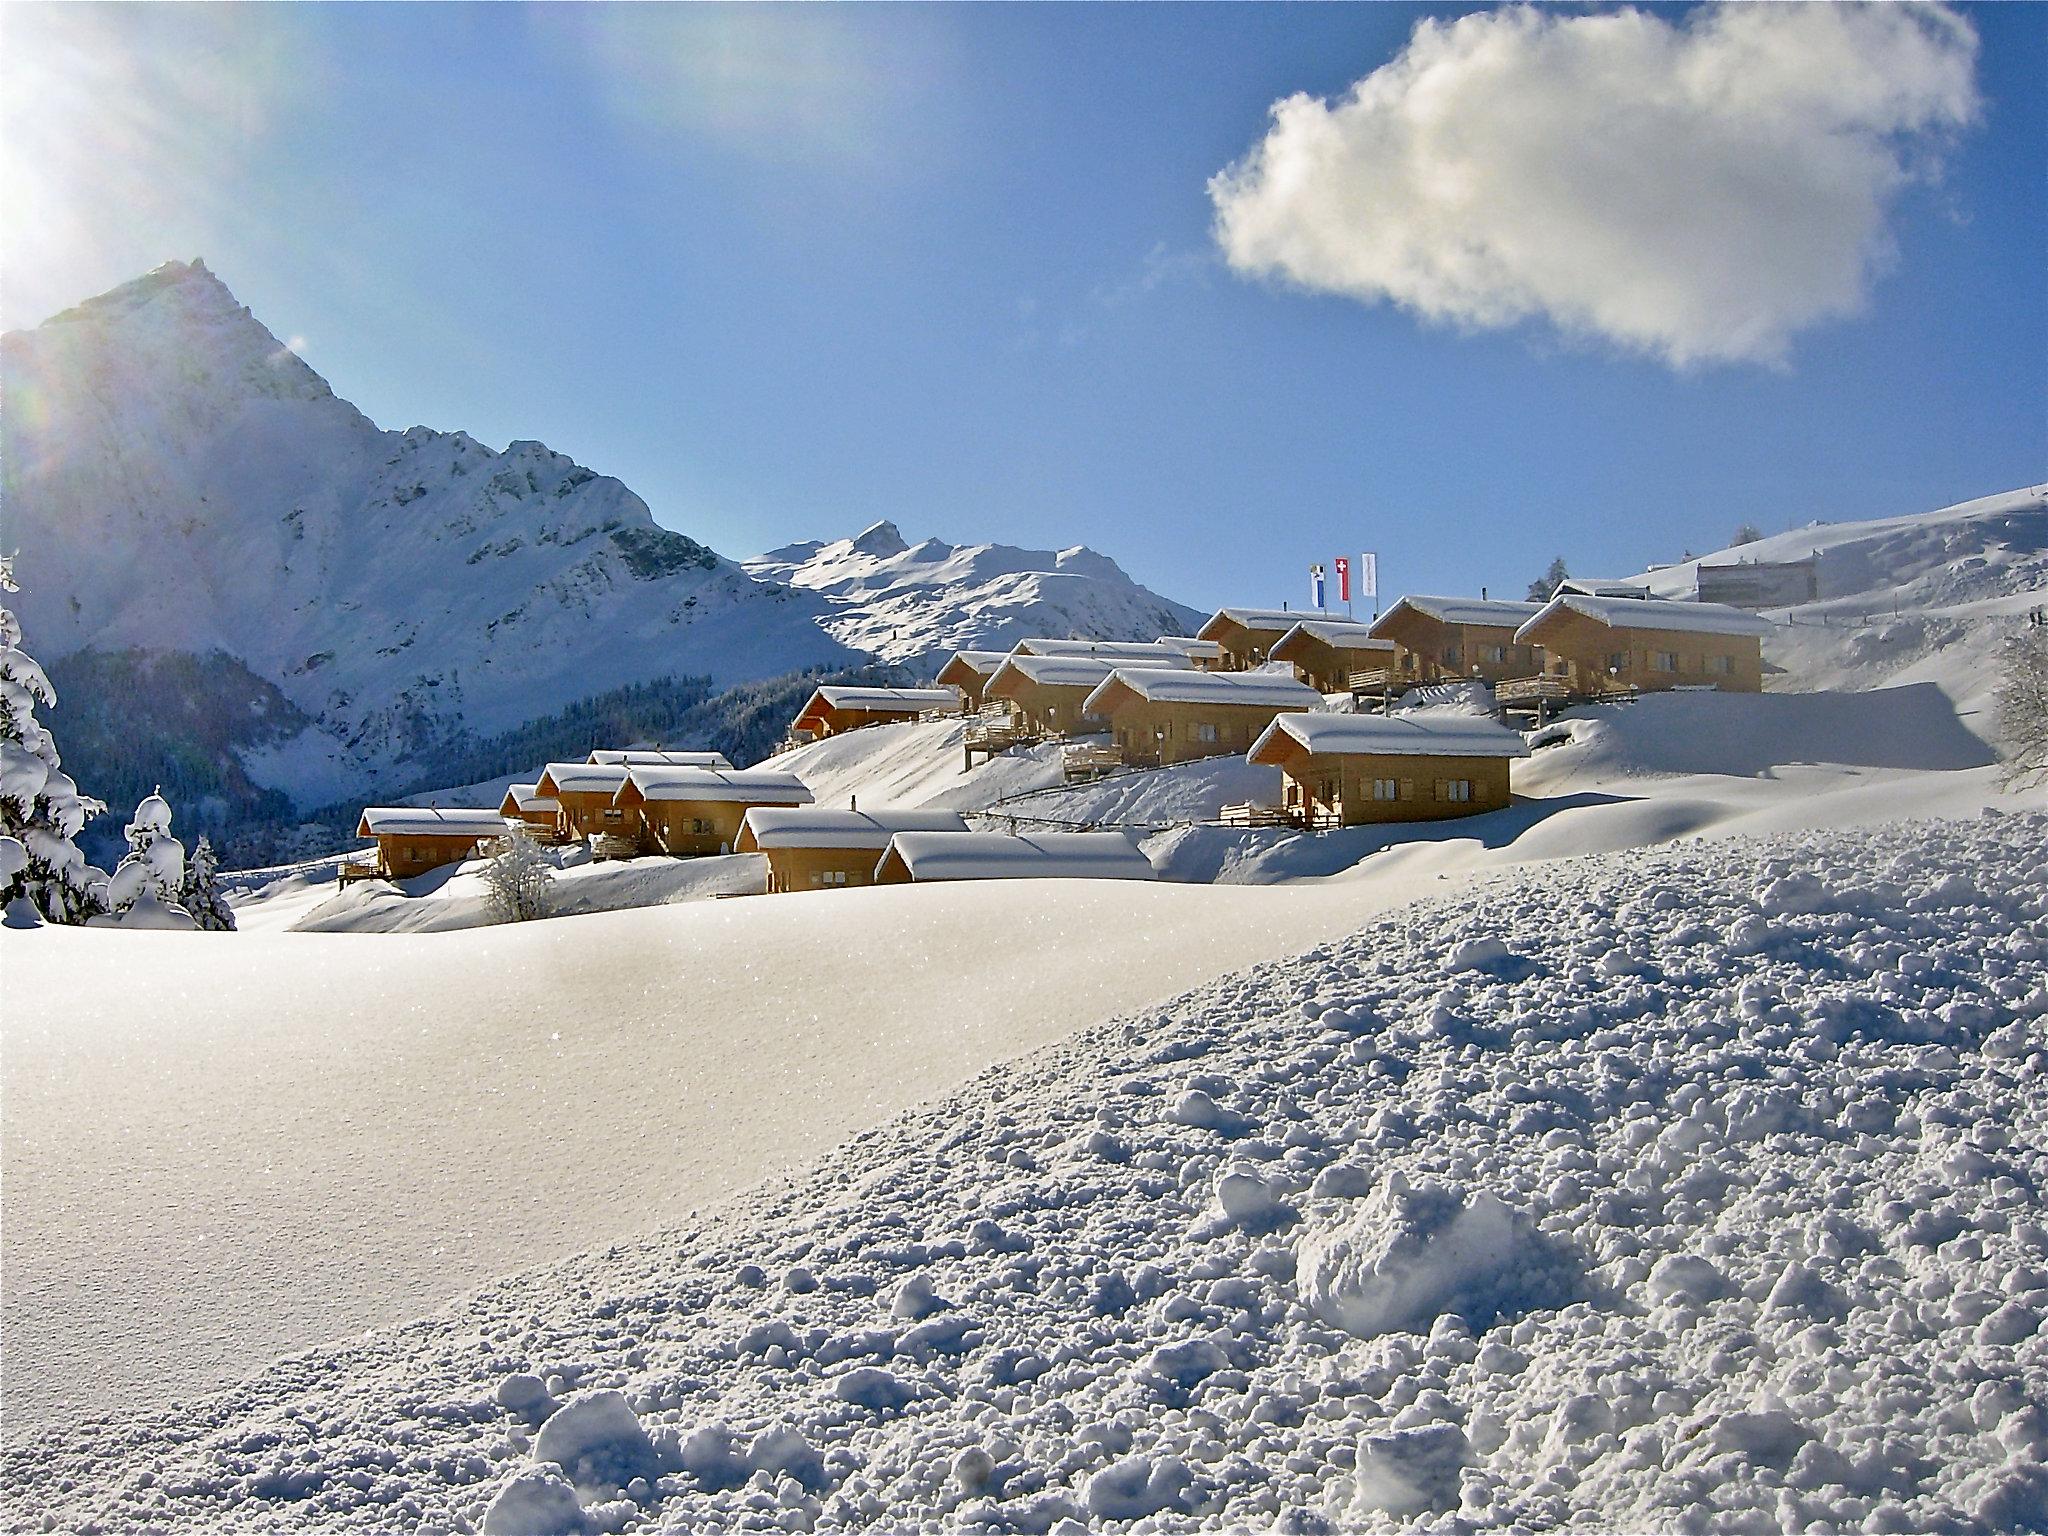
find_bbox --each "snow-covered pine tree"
[107,789,187,912]
[180,834,237,931]
[0,556,109,924]
[481,824,555,922]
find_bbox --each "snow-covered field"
[9,811,2045,1532]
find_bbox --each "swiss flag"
[1333,556,1351,602]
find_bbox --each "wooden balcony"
[1060,743,1123,782]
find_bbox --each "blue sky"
[5,3,2042,613]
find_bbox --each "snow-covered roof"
[807,686,958,714]
[1083,668,1323,713]
[1152,636,1224,660]
[356,808,510,838]
[1553,579,1650,599]
[500,783,561,815]
[990,653,1186,691]
[1516,594,1778,640]
[1198,607,1331,641]
[588,749,734,768]
[619,767,815,805]
[536,762,631,795]
[935,650,1012,680]
[1251,710,1529,763]
[737,806,969,852]
[879,830,1155,883]
[1272,620,1397,654]
[1370,595,1543,633]
[1012,638,1191,660]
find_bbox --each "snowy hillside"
[747,520,1203,668]
[0,261,855,806]
[9,812,2044,1532]
[1640,484,2047,731]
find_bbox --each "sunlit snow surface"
[6,812,2045,1531]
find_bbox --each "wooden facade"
[984,655,1123,737]
[1270,621,1399,694]
[792,686,959,739]
[353,808,510,880]
[934,651,1010,713]
[1247,713,1526,827]
[1197,608,1326,671]
[1085,669,1322,767]
[1515,596,1769,695]
[736,807,969,893]
[535,762,636,842]
[1366,597,1544,685]
[498,783,562,835]
[614,767,813,857]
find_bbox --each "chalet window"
[1437,779,1473,803]
[1443,645,1462,665]
[1319,777,1339,804]
[817,870,848,887]
[604,808,623,821]
[1706,654,1734,675]
[1193,722,1219,744]
[1373,778,1398,801]
[1606,652,1628,672]
[1481,644,1507,664]
[692,817,714,835]
[1651,651,1678,672]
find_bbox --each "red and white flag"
[1333,556,1351,602]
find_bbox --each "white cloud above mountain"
[1208,3,1980,368]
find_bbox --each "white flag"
[1358,551,1378,599]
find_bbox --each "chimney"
[850,794,858,813]
[1481,586,1488,600]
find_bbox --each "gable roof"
[1552,579,1651,599]
[1152,636,1225,660]
[736,806,969,852]
[1516,593,1778,641]
[500,783,561,815]
[1272,620,1398,657]
[935,650,1012,683]
[356,807,510,839]
[1250,710,1529,764]
[1083,667,1323,713]
[536,761,632,796]
[1369,595,1544,634]
[805,685,958,715]
[588,749,734,768]
[1011,638,1191,660]
[1198,607,1330,642]
[989,652,1186,693]
[878,830,1155,882]
[618,766,814,806]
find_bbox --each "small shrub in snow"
[1996,627,2048,788]
[179,834,236,931]
[98,790,199,928]
[482,824,555,923]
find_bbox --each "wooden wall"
[1530,611,1763,693]
[1107,698,1303,766]
[1275,749,1514,825]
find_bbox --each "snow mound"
[483,1467,586,1535]
[531,1390,658,1493]
[1298,1176,1580,1337]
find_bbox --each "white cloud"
[1208,4,1979,367]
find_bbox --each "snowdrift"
[10,811,2044,1533]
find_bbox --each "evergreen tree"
[482,825,555,922]
[1730,522,1764,546]
[0,556,109,924]
[1526,557,1570,604]
[106,789,187,914]
[180,835,237,931]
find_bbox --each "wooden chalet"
[1197,607,1329,670]
[1514,594,1772,695]
[1153,635,1226,669]
[1270,620,1399,694]
[351,807,511,881]
[872,830,1156,885]
[984,653,1186,738]
[934,651,1011,713]
[1366,596,1544,685]
[1012,638,1193,663]
[614,766,813,856]
[1083,667,1321,767]
[498,782,562,835]
[588,749,734,768]
[737,806,969,893]
[534,761,636,842]
[791,685,959,741]
[1247,711,1527,827]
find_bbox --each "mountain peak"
[29,259,237,334]
[848,520,909,559]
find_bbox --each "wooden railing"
[1060,743,1124,782]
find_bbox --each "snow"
[356,806,512,837]
[1518,592,1779,639]
[989,652,1186,694]
[1012,638,1192,661]
[1198,606,1331,638]
[621,766,812,805]
[8,811,2046,1532]
[1251,709,1529,761]
[1084,667,1324,711]
[878,830,1156,882]
[504,784,563,815]
[736,807,968,852]
[806,685,958,714]
[745,523,1203,668]
[588,751,734,769]
[1373,595,1543,630]
[538,762,633,795]
[1274,619,1396,650]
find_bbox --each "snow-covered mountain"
[0,262,1202,830]
[747,519,1204,665]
